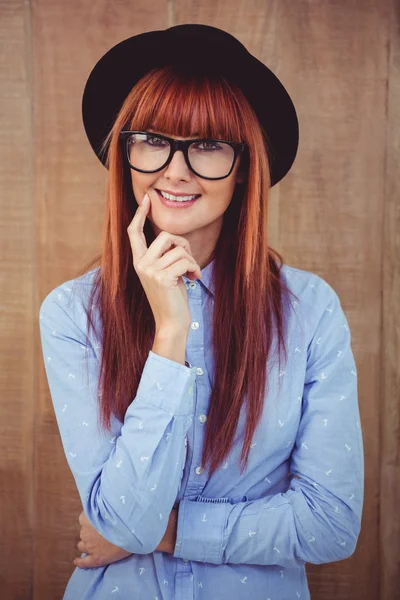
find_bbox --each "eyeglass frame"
[119,130,248,181]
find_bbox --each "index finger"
[127,193,149,259]
[129,194,149,225]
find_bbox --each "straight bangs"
[127,65,249,145]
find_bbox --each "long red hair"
[74,64,299,478]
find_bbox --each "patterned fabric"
[39,259,364,600]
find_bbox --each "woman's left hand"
[74,511,132,569]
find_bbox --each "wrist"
[152,329,188,367]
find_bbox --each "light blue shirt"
[39,259,364,600]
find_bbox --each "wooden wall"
[0,0,398,598]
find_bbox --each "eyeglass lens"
[126,133,235,178]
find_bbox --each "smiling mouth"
[155,189,202,200]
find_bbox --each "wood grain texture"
[0,0,397,598]
[380,1,400,599]
[0,1,34,598]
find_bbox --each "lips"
[155,188,201,208]
[155,189,201,199]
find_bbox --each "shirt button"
[196,367,203,376]
[195,466,204,475]
[183,558,189,562]
[191,322,199,330]
[199,414,207,423]
[187,282,197,289]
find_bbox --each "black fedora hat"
[82,23,299,187]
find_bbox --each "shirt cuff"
[173,494,248,564]
[135,350,197,416]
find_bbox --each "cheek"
[130,172,156,186]
[130,175,144,190]
[211,185,235,209]
[204,196,232,219]
[130,176,156,201]
[205,183,232,201]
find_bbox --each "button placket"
[182,289,207,486]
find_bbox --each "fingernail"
[142,193,149,205]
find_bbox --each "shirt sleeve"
[39,288,196,555]
[173,279,364,567]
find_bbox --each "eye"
[193,141,222,152]
[146,136,168,147]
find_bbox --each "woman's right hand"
[127,193,202,333]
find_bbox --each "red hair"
[75,64,299,478]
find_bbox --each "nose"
[163,149,192,180]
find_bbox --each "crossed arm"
[74,507,178,569]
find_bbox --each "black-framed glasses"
[119,130,248,180]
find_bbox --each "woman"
[39,24,364,600]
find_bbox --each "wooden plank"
[0,0,34,597]
[380,0,400,597]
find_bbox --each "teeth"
[159,190,198,202]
